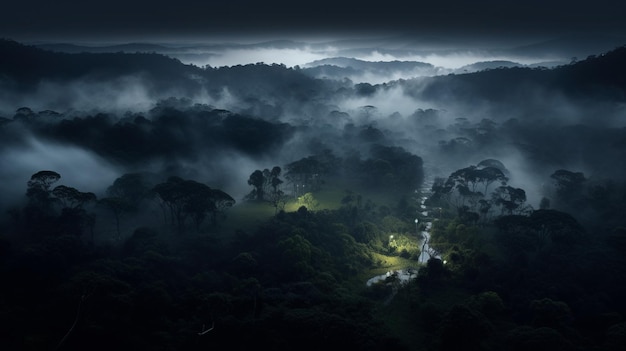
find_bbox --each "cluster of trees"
[352,144,424,193]
[154,176,235,234]
[19,170,97,238]
[243,146,424,215]
[245,166,288,213]
[10,170,236,240]
[246,166,283,202]
[429,159,530,223]
[2,101,296,166]
[427,157,626,233]
[409,170,626,351]
[3,102,425,205]
[544,168,626,232]
[0,165,428,350]
[284,154,332,195]
[418,204,626,350]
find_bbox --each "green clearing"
[216,178,426,295]
[173,175,434,348]
[218,177,402,236]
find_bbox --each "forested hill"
[3,38,626,107]
[0,39,326,106]
[0,39,198,89]
[403,45,626,104]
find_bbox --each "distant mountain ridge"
[301,56,441,82]
[0,39,197,89]
[0,39,326,116]
[31,39,313,55]
[2,38,626,111]
[26,32,626,64]
[401,45,626,105]
[304,57,434,70]
[505,32,626,59]
[453,60,524,73]
[33,42,179,54]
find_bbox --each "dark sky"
[2,1,626,42]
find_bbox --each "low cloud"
[354,50,557,70]
[200,47,336,68]
[0,135,120,210]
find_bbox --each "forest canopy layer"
[1,38,626,351]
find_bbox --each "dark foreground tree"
[22,170,61,236]
[106,172,153,210]
[26,170,61,211]
[246,166,284,202]
[247,170,266,201]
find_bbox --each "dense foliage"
[1,40,626,350]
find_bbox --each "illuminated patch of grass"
[388,233,422,258]
[220,189,345,234]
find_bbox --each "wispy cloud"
[197,47,338,68]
